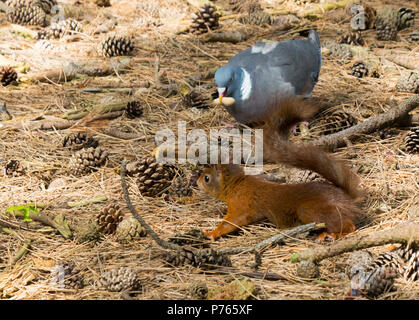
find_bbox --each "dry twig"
[121,159,180,251]
[9,210,72,239]
[220,222,325,268]
[202,31,249,43]
[11,240,31,265]
[310,95,419,150]
[295,222,419,263]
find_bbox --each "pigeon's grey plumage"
[215,30,321,124]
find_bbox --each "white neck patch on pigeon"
[240,68,252,101]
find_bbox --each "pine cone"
[373,245,419,282]
[51,262,84,289]
[396,71,419,94]
[34,39,63,52]
[397,7,415,30]
[127,157,175,197]
[97,203,124,234]
[297,260,320,279]
[351,61,368,78]
[164,247,232,269]
[6,5,46,26]
[376,24,398,41]
[116,217,147,243]
[168,175,194,198]
[62,132,99,151]
[69,147,108,175]
[39,18,83,39]
[375,8,399,41]
[372,251,403,272]
[311,109,358,135]
[348,4,376,31]
[36,29,49,40]
[5,159,25,176]
[100,267,141,292]
[404,127,419,154]
[5,0,57,14]
[229,0,262,14]
[239,10,272,26]
[403,250,418,281]
[338,31,364,46]
[397,245,417,261]
[182,89,211,109]
[190,4,219,35]
[363,266,398,297]
[349,245,419,293]
[74,220,102,244]
[407,32,419,42]
[346,250,374,279]
[168,229,209,248]
[125,101,143,119]
[0,66,18,86]
[98,35,134,57]
[93,0,110,7]
[380,245,419,282]
[189,281,208,299]
[346,251,398,298]
[322,40,353,60]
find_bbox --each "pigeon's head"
[215,66,246,105]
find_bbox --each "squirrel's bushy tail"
[268,139,361,199]
[261,98,362,199]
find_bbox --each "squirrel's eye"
[204,175,210,183]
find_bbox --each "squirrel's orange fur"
[197,98,364,240]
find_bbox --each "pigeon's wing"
[222,31,322,123]
[226,41,287,69]
[228,33,321,97]
[266,37,321,96]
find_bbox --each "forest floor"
[0,0,418,300]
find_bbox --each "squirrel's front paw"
[316,232,337,242]
[204,230,216,241]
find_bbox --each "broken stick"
[292,222,418,279]
[310,94,419,150]
[294,222,419,264]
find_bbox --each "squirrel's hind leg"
[296,203,356,238]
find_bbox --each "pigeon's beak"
[219,93,224,104]
[217,87,226,104]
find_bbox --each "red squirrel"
[197,98,364,240]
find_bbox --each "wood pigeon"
[215,30,322,124]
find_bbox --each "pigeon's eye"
[204,175,210,183]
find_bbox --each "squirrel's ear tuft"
[223,164,243,176]
[216,164,223,175]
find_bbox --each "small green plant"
[290,253,300,263]
[6,204,40,222]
